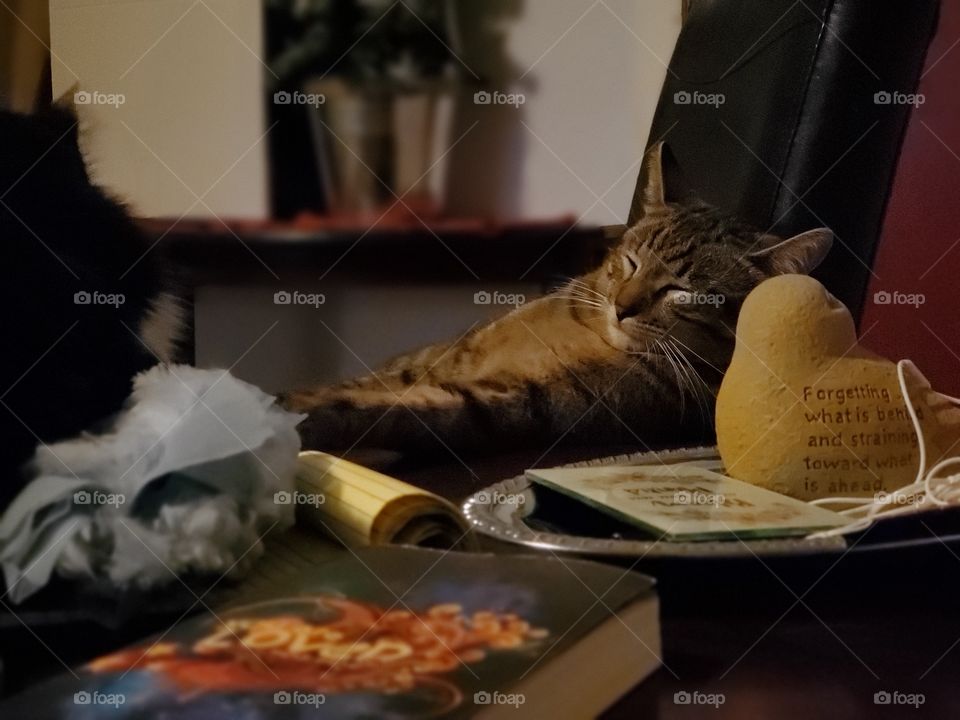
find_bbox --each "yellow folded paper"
[294,451,471,548]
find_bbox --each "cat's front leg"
[280,377,468,452]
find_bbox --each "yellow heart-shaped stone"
[716,274,960,501]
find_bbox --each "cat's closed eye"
[653,284,688,302]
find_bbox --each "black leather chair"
[633,0,939,320]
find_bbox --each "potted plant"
[268,0,461,216]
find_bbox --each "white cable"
[807,360,960,539]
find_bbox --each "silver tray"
[462,446,848,558]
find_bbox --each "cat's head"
[587,142,832,370]
[0,102,89,196]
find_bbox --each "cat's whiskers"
[557,290,605,303]
[666,337,713,424]
[550,295,606,310]
[565,279,606,300]
[550,288,609,311]
[667,340,697,421]
[655,338,687,419]
[669,336,721,383]
[562,303,607,318]
[563,276,603,292]
[559,281,606,298]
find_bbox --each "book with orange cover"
[0,547,660,719]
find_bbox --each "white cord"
[806,360,960,539]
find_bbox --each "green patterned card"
[527,463,848,541]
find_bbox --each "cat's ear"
[52,83,80,114]
[42,84,82,145]
[749,228,834,275]
[629,142,697,223]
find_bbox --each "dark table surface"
[3,444,960,718]
[395,447,960,720]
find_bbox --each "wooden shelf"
[138,216,609,285]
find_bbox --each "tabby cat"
[283,143,832,454]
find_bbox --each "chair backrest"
[632,0,939,320]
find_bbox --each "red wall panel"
[861,1,960,396]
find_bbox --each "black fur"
[0,106,168,508]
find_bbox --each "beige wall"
[49,0,269,219]
[447,0,682,225]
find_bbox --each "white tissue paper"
[0,365,305,603]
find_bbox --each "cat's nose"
[615,304,633,321]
